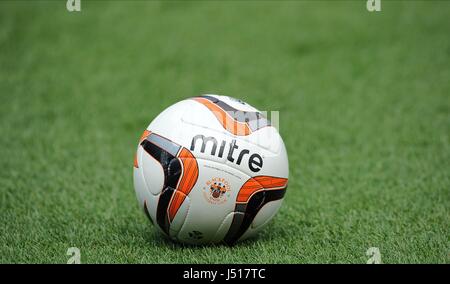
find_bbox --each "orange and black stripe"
[224,176,288,245]
[134,129,151,168]
[167,148,199,222]
[192,95,270,136]
[139,132,198,235]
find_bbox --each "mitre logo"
[190,134,263,172]
[202,177,231,205]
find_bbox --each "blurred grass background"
[0,0,449,263]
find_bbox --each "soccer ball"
[133,95,289,245]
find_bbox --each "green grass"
[0,0,449,264]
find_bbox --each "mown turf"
[0,0,449,263]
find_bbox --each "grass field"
[0,0,449,264]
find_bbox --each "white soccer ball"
[133,95,289,245]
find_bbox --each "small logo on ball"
[203,177,231,205]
